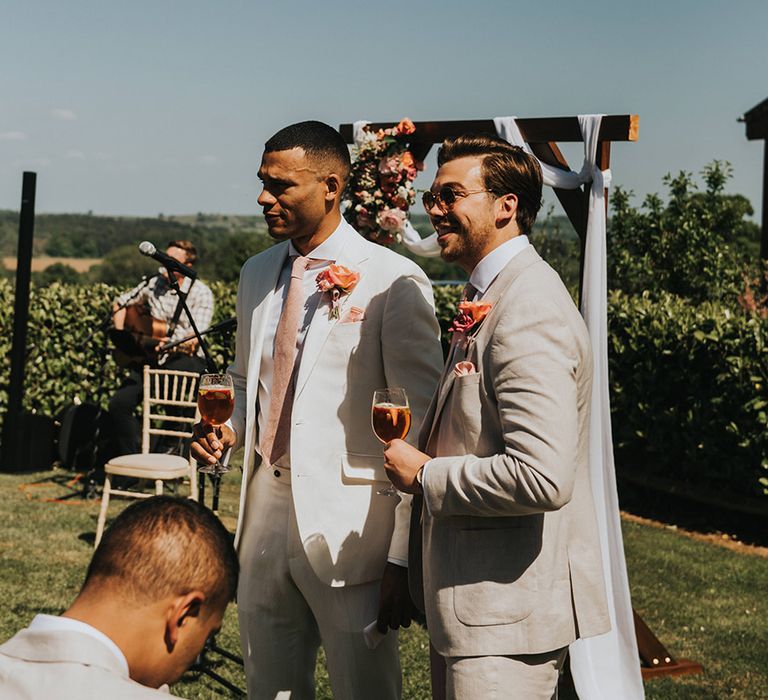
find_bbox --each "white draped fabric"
[392,115,644,699]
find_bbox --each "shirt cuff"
[420,460,434,516]
[387,556,408,568]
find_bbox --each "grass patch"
[0,467,765,698]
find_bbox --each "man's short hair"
[85,497,238,611]
[264,120,351,184]
[437,134,543,235]
[167,239,197,266]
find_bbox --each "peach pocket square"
[340,306,366,324]
[453,360,476,377]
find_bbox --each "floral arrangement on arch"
[343,118,422,246]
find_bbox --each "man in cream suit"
[0,497,238,699]
[192,121,443,699]
[384,135,611,699]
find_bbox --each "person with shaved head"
[0,496,239,698]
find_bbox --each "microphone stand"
[161,271,218,374]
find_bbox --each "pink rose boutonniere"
[316,264,361,319]
[449,300,493,336]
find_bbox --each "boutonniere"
[449,300,493,336]
[316,264,361,319]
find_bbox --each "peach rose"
[396,118,416,135]
[316,264,360,294]
[449,301,493,334]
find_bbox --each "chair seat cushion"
[105,453,190,479]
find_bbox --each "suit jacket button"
[273,469,281,477]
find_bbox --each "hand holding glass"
[197,373,234,475]
[372,388,411,495]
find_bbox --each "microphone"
[139,241,197,279]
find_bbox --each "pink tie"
[260,255,309,465]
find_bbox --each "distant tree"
[608,161,758,305]
[198,230,275,283]
[89,244,157,287]
[33,263,82,286]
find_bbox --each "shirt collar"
[469,235,530,296]
[29,614,130,677]
[287,217,351,262]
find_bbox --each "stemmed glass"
[372,388,411,496]
[197,373,235,475]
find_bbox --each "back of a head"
[85,497,238,610]
[437,134,543,235]
[264,120,351,184]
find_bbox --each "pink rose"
[378,208,407,232]
[378,156,400,176]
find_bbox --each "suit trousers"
[237,464,401,700]
[444,648,567,700]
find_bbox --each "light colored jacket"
[411,246,611,657]
[231,221,443,586]
[0,627,172,699]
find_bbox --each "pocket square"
[340,306,366,324]
[454,360,476,377]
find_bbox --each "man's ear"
[324,173,343,202]
[164,591,206,651]
[495,193,518,228]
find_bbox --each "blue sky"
[1,0,766,221]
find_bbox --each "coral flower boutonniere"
[449,300,493,336]
[316,264,361,319]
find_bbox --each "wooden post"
[1,172,36,471]
[740,97,768,261]
[762,139,768,261]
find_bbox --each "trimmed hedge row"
[608,290,767,500]
[0,280,765,499]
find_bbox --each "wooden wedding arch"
[339,115,703,685]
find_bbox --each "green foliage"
[197,230,275,283]
[0,279,237,424]
[2,266,766,500]
[609,289,768,499]
[88,244,159,286]
[32,263,84,286]
[608,162,760,303]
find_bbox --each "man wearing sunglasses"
[383,135,610,699]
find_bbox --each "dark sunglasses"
[422,186,495,213]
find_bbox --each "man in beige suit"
[192,121,443,699]
[384,135,611,699]
[0,497,238,699]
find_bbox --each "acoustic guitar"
[109,304,168,370]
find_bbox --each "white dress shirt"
[467,235,529,300]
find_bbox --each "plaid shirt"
[116,272,214,358]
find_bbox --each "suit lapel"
[294,224,371,401]
[423,245,543,449]
[244,242,289,462]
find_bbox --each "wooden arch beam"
[339,115,638,242]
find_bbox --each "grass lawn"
[0,466,765,699]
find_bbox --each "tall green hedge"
[1,280,765,500]
[608,290,768,500]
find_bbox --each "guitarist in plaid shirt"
[106,239,214,459]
